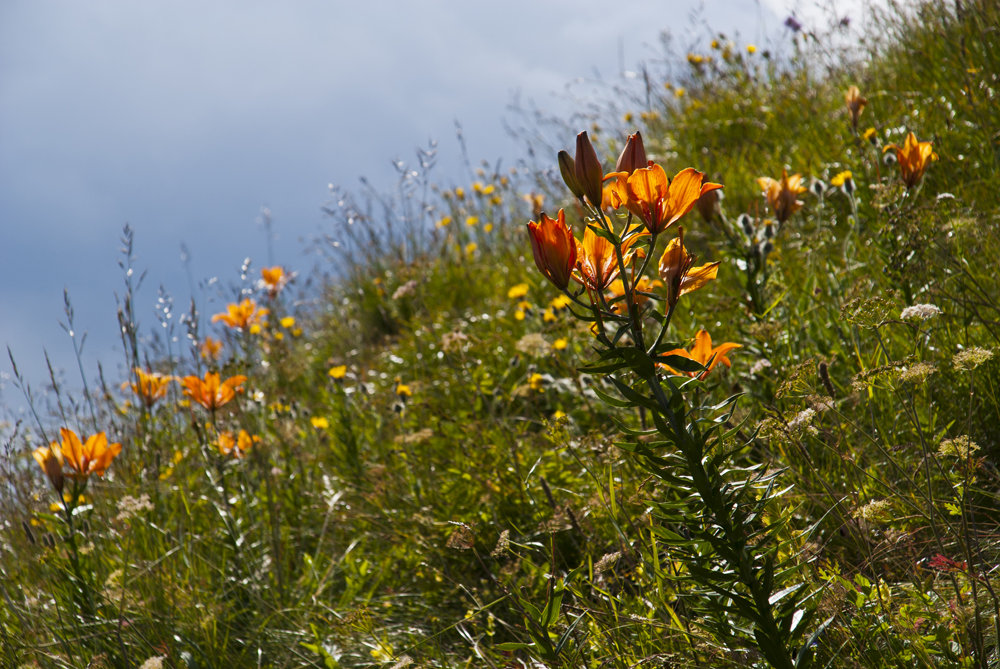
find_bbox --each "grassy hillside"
[3,2,1000,668]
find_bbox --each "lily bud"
[527,209,577,290]
[574,131,605,207]
[695,187,721,223]
[557,151,584,199]
[32,445,65,495]
[845,86,867,130]
[615,132,648,175]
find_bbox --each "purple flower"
[785,16,802,32]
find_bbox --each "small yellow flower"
[328,365,347,379]
[455,187,465,200]
[465,242,478,254]
[515,310,526,321]
[554,338,568,350]
[710,39,719,49]
[396,384,412,398]
[173,450,184,464]
[466,216,479,226]
[529,373,545,391]
[484,223,494,232]
[675,88,686,98]
[311,417,329,429]
[274,332,284,341]
[292,328,303,337]
[747,44,757,54]
[482,184,495,195]
[280,316,295,328]
[830,171,852,187]
[507,283,530,299]
[436,216,452,228]
[553,410,566,419]
[550,295,571,310]
[249,324,261,334]
[543,309,556,322]
[862,127,877,143]
[623,112,633,122]
[687,53,703,64]
[472,182,484,193]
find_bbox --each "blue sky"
[1,0,835,402]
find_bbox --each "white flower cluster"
[953,347,994,371]
[115,494,153,522]
[899,303,941,321]
[787,408,818,436]
[139,656,166,669]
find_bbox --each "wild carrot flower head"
[212,299,269,331]
[883,132,937,188]
[527,209,577,290]
[181,372,247,411]
[660,329,740,380]
[37,427,122,483]
[126,368,173,408]
[844,86,867,129]
[658,228,721,308]
[757,170,807,222]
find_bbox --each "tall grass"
[2,1,999,667]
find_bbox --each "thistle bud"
[557,151,584,199]
[615,132,648,175]
[842,176,856,195]
[574,131,605,207]
[737,213,755,238]
[883,151,897,166]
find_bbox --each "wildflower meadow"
[3,1,1000,667]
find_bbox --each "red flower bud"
[557,150,584,199]
[615,132,648,175]
[574,131,604,207]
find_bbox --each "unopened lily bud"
[32,446,65,495]
[557,150,584,199]
[696,187,721,223]
[574,131,605,207]
[615,132,648,175]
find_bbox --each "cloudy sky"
[0,0,850,400]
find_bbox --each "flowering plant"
[522,131,819,669]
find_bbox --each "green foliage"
[2,2,1000,668]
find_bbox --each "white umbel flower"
[900,303,941,321]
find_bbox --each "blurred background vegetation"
[2,0,999,667]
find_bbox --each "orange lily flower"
[660,329,740,380]
[181,372,247,411]
[605,166,722,234]
[658,228,721,308]
[574,224,645,292]
[607,275,662,314]
[217,430,259,458]
[125,368,173,408]
[883,132,937,188]
[757,170,807,222]
[39,427,122,481]
[212,299,269,331]
[261,266,287,297]
[200,336,223,360]
[32,444,65,493]
[845,86,867,129]
[527,209,577,290]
